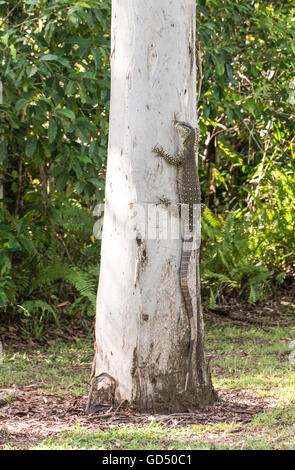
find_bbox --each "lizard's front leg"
[152,145,183,166]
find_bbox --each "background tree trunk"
[88,0,216,413]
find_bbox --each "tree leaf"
[0,140,8,163]
[56,108,76,121]
[76,154,92,164]
[40,54,72,69]
[16,218,26,235]
[19,235,33,253]
[88,178,104,189]
[48,118,58,144]
[25,136,37,158]
[15,98,28,112]
[65,80,76,96]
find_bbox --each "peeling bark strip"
[88,0,216,412]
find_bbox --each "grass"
[205,323,295,402]
[1,319,295,450]
[30,425,213,450]
[0,340,94,396]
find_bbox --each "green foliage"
[197,0,294,136]
[0,1,108,332]
[197,0,295,302]
[0,0,294,328]
[29,263,97,312]
[201,208,272,304]
[0,0,110,204]
[246,164,295,269]
[1,197,100,337]
[0,205,33,306]
[18,300,60,340]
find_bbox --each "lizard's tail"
[180,244,196,391]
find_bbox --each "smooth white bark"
[90,0,215,411]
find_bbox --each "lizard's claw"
[152,145,163,156]
[157,197,171,208]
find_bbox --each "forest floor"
[1,294,295,450]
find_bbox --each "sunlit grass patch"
[2,320,295,450]
[0,340,94,395]
[29,424,214,450]
[205,322,295,399]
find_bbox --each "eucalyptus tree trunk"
[87,0,216,413]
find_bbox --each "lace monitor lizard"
[152,120,202,391]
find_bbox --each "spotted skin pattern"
[152,120,201,391]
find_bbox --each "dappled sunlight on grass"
[0,340,94,396]
[2,321,295,450]
[29,424,218,450]
[205,322,295,401]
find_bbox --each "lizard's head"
[173,120,195,144]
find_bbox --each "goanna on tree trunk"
[87,0,217,413]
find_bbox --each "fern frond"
[18,300,60,326]
[55,204,94,235]
[29,264,97,308]
[203,208,223,230]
